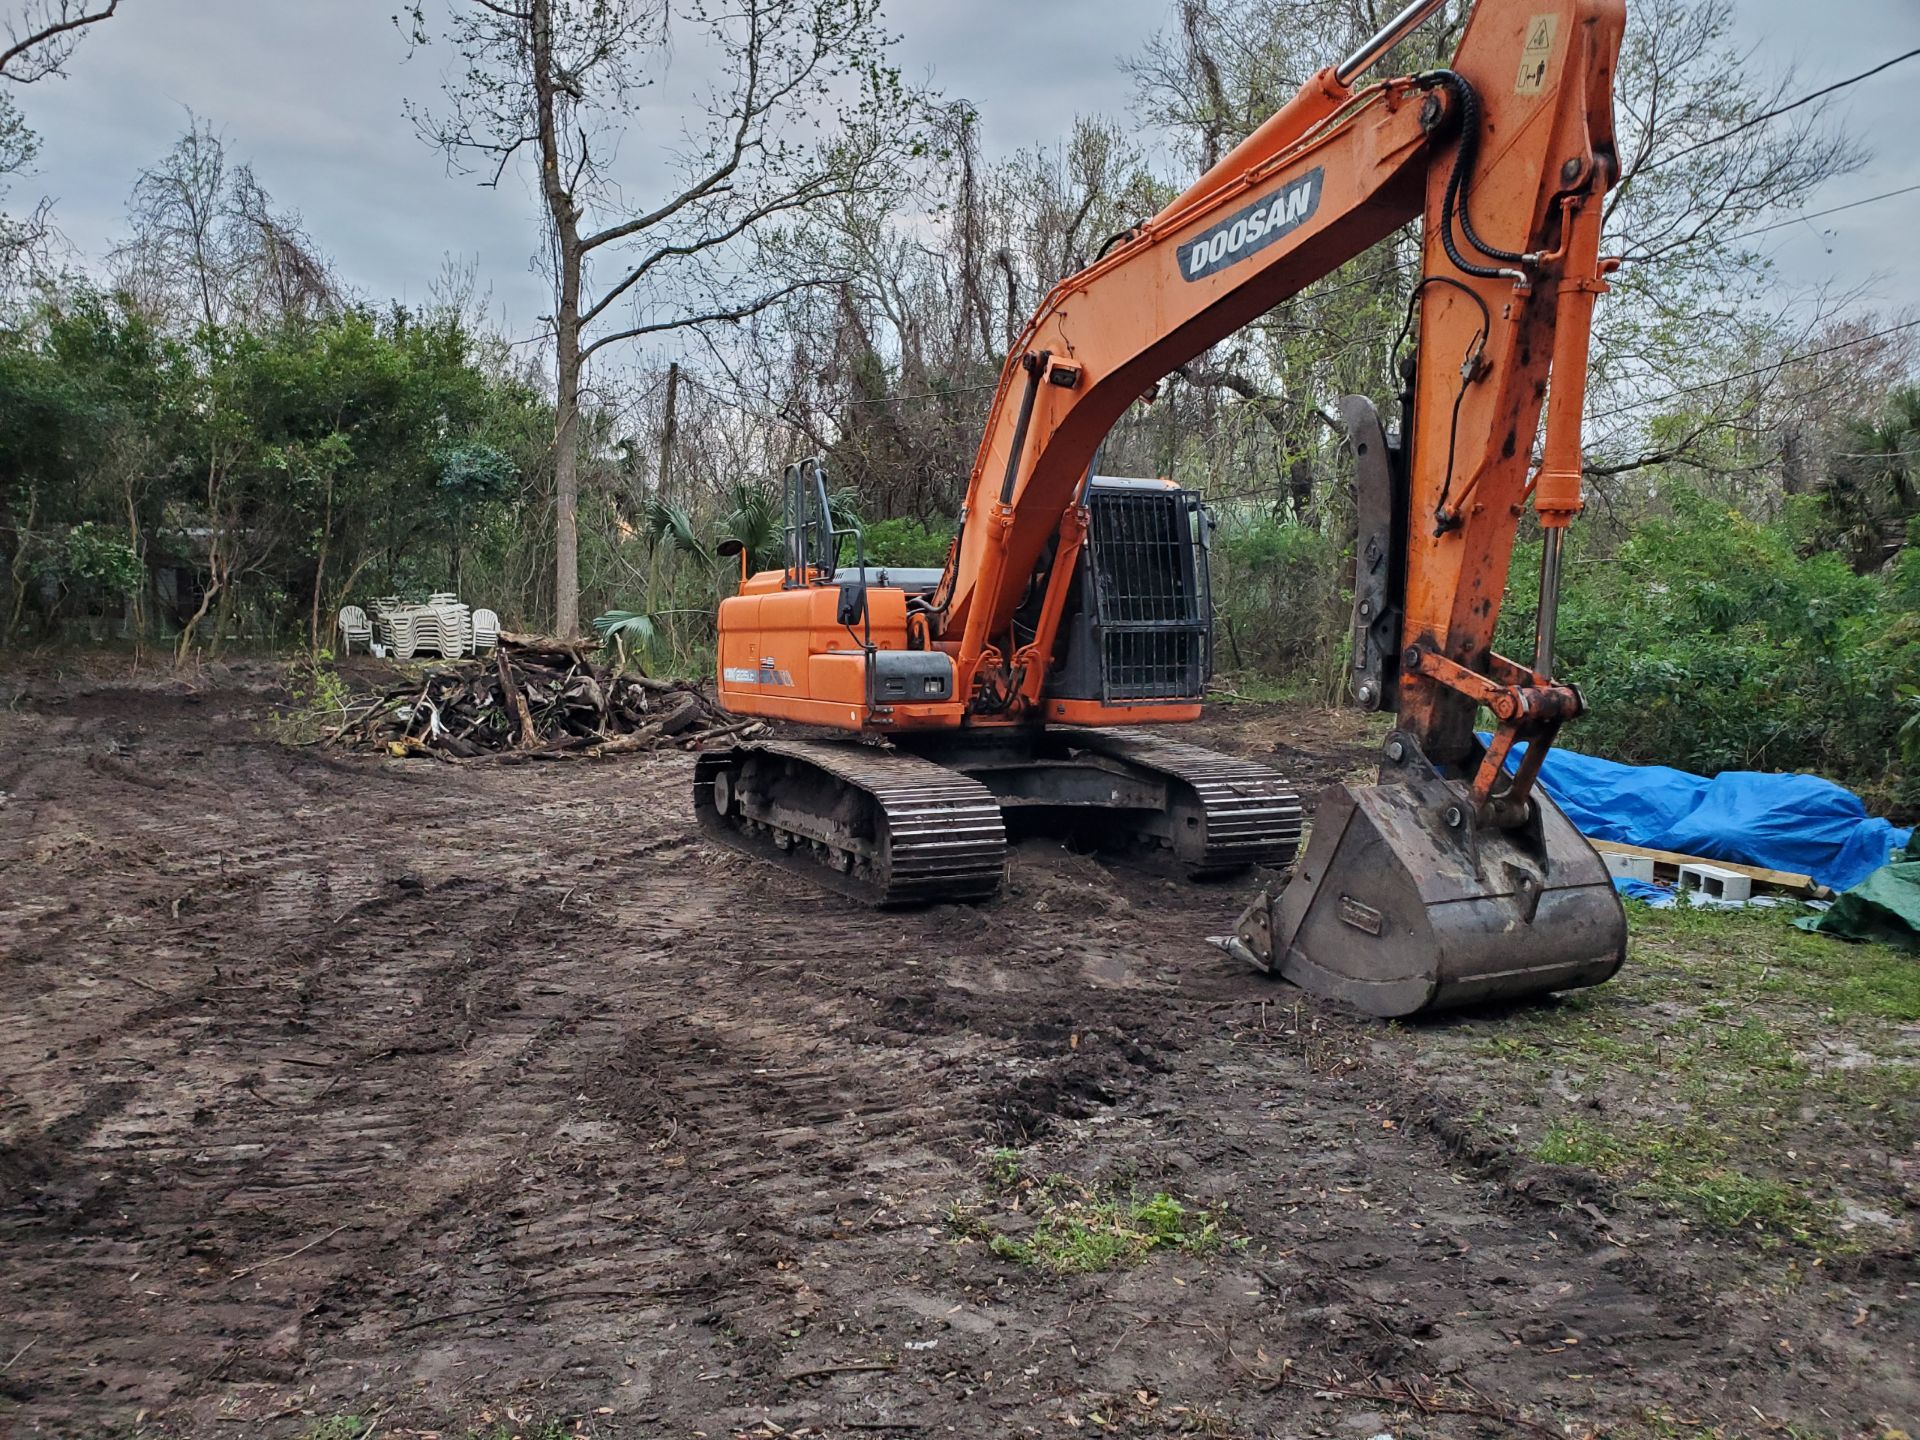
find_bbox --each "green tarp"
[1796,861,1920,951]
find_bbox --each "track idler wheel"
[1228,733,1625,1018]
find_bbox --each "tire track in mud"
[2,686,1913,1437]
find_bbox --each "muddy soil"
[0,668,1912,1438]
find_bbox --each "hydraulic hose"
[1417,69,1530,281]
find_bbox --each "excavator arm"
[928,0,1629,1015]
[939,0,1622,807]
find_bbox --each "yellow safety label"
[1515,13,1557,94]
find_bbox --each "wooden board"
[1590,840,1827,897]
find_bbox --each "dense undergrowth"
[1508,492,1920,813]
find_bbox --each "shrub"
[1209,510,1346,682]
[863,516,952,568]
[1500,489,1920,811]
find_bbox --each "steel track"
[694,729,1302,906]
[1067,729,1305,874]
[694,739,1008,906]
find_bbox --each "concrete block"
[1603,851,1656,883]
[1678,862,1752,903]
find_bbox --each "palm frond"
[641,498,710,565]
[591,610,659,648]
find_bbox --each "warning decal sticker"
[1515,13,1557,94]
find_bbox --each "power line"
[1727,181,1920,242]
[1592,317,1920,421]
[1621,180,1920,266]
[1649,47,1920,171]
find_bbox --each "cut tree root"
[330,633,760,761]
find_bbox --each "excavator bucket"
[1229,734,1624,1018]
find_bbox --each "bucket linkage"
[1226,392,1625,1019]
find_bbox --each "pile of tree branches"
[332,634,761,761]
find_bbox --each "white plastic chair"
[384,611,420,661]
[433,600,471,657]
[471,607,500,653]
[337,605,373,655]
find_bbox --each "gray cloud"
[15,0,1918,360]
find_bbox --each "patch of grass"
[1533,1119,1630,1170]
[1829,948,1920,1021]
[1665,1171,1818,1233]
[1531,1117,1838,1246]
[986,1145,1023,1186]
[981,1185,1226,1274]
[945,1198,989,1239]
[306,1420,368,1440]
[1628,903,1920,1020]
[1421,898,1920,1258]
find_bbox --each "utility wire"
[1591,317,1920,421]
[1628,180,1920,264]
[1200,318,1920,501]
[1728,181,1920,242]
[1648,47,1920,171]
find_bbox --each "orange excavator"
[698,0,1628,1018]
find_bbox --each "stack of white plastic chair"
[370,598,401,657]
[428,594,472,657]
[381,607,421,661]
[409,606,446,658]
[471,607,500,654]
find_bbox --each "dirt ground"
[1,662,1914,1440]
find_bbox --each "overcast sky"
[14,0,1920,362]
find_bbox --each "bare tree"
[403,0,924,636]
[1,0,119,84]
[1124,0,1867,499]
[1,1,121,299]
[112,118,337,334]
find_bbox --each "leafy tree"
[1819,385,1920,572]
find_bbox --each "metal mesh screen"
[1085,487,1211,701]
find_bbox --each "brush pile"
[333,634,762,761]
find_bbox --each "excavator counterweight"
[703,0,1630,1018]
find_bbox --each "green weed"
[1532,1117,1837,1245]
[986,1145,1023,1186]
[272,656,354,744]
[980,1187,1225,1274]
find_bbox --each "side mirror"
[716,537,749,592]
[836,579,867,627]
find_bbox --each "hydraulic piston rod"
[1535,529,1565,679]
[1336,0,1451,82]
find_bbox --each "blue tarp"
[1492,739,1910,893]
